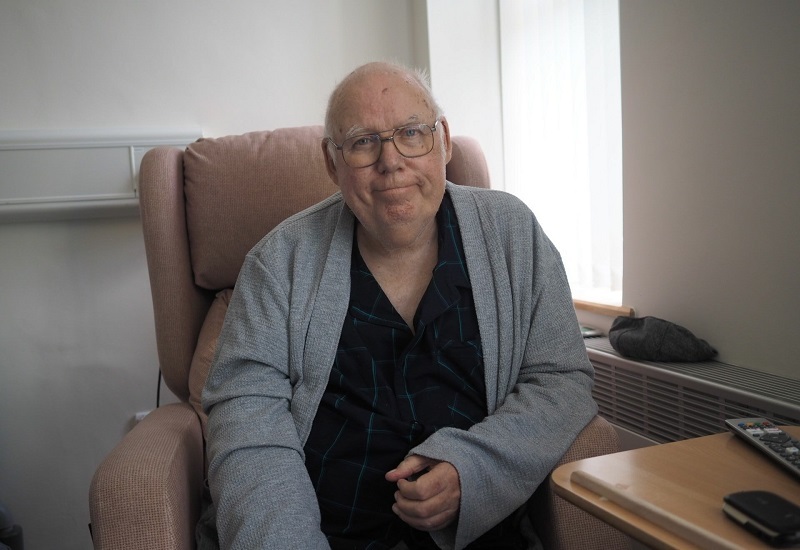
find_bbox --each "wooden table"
[551,425,800,549]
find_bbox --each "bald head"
[324,62,442,141]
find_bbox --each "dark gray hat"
[609,316,717,362]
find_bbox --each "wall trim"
[0,128,201,223]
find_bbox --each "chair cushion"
[189,289,233,436]
[184,127,339,290]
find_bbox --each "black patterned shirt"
[304,193,495,549]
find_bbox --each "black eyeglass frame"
[326,119,440,168]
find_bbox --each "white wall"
[426,0,505,187]
[618,0,800,377]
[0,2,421,549]
[0,2,423,134]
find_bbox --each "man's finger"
[385,454,434,483]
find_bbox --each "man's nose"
[376,136,403,171]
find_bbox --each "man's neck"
[356,222,439,330]
[356,217,437,265]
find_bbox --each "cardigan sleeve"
[203,252,331,549]
[203,197,349,549]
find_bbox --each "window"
[499,0,622,305]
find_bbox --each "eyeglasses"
[327,120,439,168]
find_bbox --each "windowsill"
[573,299,634,318]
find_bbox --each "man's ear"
[321,139,340,186]
[439,116,453,164]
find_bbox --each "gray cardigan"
[203,182,597,550]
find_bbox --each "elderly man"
[202,61,597,549]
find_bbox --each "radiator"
[585,337,800,444]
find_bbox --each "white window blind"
[499,0,622,305]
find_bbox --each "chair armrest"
[89,403,204,550]
[530,415,630,549]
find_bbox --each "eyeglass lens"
[343,124,435,168]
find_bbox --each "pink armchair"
[88,126,626,549]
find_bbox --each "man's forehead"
[331,71,432,130]
[346,83,423,111]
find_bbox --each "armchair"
[89,126,626,549]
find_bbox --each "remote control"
[725,418,800,480]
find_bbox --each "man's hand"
[385,455,460,531]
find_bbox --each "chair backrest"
[138,126,491,403]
